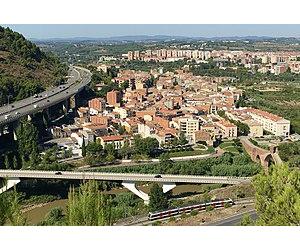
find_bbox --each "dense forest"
[0,26,68,106]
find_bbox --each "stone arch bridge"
[240,137,282,171]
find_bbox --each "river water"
[23,184,214,225]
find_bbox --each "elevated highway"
[0,66,92,126]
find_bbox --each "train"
[148,198,234,221]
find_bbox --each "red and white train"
[148,198,234,221]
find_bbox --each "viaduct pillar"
[0,177,20,194]
[122,181,176,204]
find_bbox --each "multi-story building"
[127,51,134,61]
[106,90,121,107]
[88,98,105,113]
[173,117,200,143]
[215,120,237,139]
[246,108,290,137]
[134,51,140,60]
[98,135,125,149]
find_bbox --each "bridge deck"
[0,170,251,185]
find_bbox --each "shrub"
[190,210,199,216]
[206,205,214,212]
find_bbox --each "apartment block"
[246,108,290,137]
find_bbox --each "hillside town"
[49,64,291,157]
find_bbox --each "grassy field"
[219,140,242,154]
[168,147,215,157]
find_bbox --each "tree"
[0,193,9,225]
[81,139,86,157]
[13,155,18,169]
[149,183,169,212]
[6,188,27,226]
[253,164,300,226]
[16,119,39,165]
[66,181,113,226]
[133,135,159,157]
[119,140,132,159]
[40,207,64,226]
[240,214,254,226]
[159,153,173,171]
[4,154,10,169]
[178,132,188,145]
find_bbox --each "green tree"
[13,155,18,169]
[119,140,132,159]
[133,135,159,157]
[81,139,86,157]
[0,192,9,225]
[159,153,174,171]
[66,181,113,226]
[40,207,64,226]
[178,132,188,145]
[4,155,10,169]
[16,119,39,165]
[253,164,300,226]
[149,183,169,212]
[240,214,254,226]
[6,189,27,226]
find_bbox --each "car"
[15,111,20,115]
[154,174,162,178]
[55,172,62,175]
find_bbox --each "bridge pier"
[0,177,20,194]
[69,95,77,110]
[122,181,150,204]
[122,181,177,204]
[13,129,18,141]
[62,99,70,114]
[162,182,176,193]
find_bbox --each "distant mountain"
[0,26,67,106]
[31,35,299,43]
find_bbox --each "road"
[76,152,222,170]
[206,209,257,226]
[0,170,251,184]
[0,66,92,125]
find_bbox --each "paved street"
[206,209,257,226]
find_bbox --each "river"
[23,183,218,225]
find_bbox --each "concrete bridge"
[0,170,251,203]
[0,66,91,137]
[240,137,282,171]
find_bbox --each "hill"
[0,26,68,106]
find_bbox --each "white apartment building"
[174,117,200,143]
[246,108,290,137]
[137,122,156,138]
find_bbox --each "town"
[0,25,299,228]
[49,59,291,160]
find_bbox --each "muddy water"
[23,199,68,225]
[23,184,213,225]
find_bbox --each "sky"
[3,24,300,39]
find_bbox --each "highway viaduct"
[0,66,92,138]
[0,170,251,203]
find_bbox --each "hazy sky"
[3,24,300,39]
